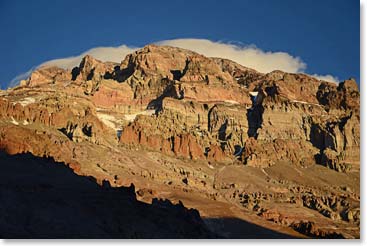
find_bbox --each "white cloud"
[6,45,137,88]
[157,39,307,73]
[6,68,35,88]
[7,38,339,88]
[40,45,138,69]
[311,74,339,83]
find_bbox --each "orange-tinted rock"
[1,44,360,169]
[207,144,227,162]
[26,66,72,87]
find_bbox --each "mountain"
[0,44,360,238]
[0,151,214,238]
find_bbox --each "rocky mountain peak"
[79,54,102,71]
[339,78,359,92]
[0,44,360,238]
[72,54,117,81]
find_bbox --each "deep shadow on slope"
[204,218,296,239]
[0,152,299,239]
[0,152,213,239]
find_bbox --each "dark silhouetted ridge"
[0,151,214,239]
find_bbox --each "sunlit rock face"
[0,44,360,239]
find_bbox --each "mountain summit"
[0,45,360,238]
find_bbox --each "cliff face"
[0,44,360,238]
[112,46,359,172]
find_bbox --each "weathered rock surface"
[0,44,359,238]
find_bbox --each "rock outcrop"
[0,44,360,238]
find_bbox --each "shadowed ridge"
[203,218,299,239]
[0,151,214,239]
[0,151,305,239]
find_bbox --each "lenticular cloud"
[7,38,339,88]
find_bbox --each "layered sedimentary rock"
[0,44,360,238]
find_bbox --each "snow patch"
[96,113,118,130]
[124,114,138,122]
[124,110,155,122]
[97,110,155,130]
[291,100,321,107]
[10,117,19,125]
[224,100,240,104]
[17,97,36,106]
[292,100,308,104]
[249,91,259,105]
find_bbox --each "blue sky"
[0,0,359,89]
